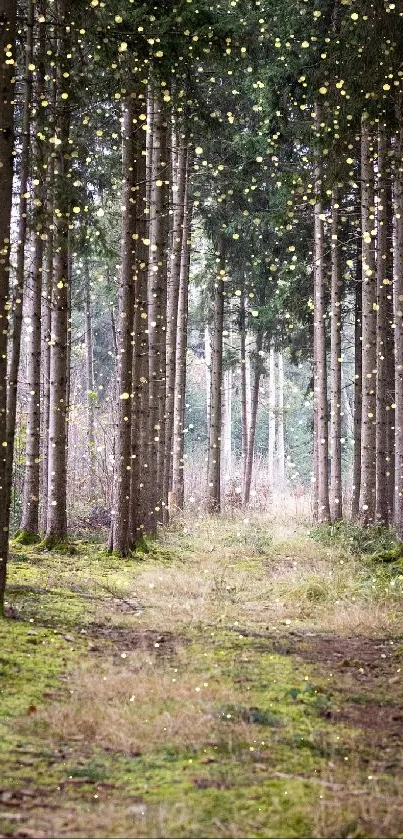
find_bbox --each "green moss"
[14,529,41,546]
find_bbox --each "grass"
[0,513,403,837]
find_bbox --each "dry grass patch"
[33,651,258,756]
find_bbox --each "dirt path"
[1,516,403,838]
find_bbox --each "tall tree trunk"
[375,124,391,523]
[243,333,262,505]
[240,294,248,485]
[20,4,47,538]
[45,2,71,543]
[41,188,54,533]
[0,0,17,614]
[84,259,96,501]
[163,134,186,518]
[206,245,225,513]
[20,235,43,537]
[313,107,330,523]
[267,344,276,484]
[129,121,148,547]
[6,0,34,506]
[222,368,232,484]
[329,187,342,521]
[204,325,211,432]
[351,266,362,520]
[171,170,192,511]
[108,98,136,555]
[277,351,285,485]
[393,106,403,540]
[359,114,377,524]
[147,86,166,533]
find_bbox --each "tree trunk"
[351,266,362,520]
[277,351,285,485]
[84,259,96,501]
[206,246,225,513]
[240,294,248,485]
[108,98,136,555]
[375,124,391,523]
[6,0,34,506]
[243,333,262,505]
[393,106,403,540]
[205,325,211,432]
[20,235,43,537]
[147,86,167,533]
[45,2,71,543]
[267,344,276,484]
[41,184,54,534]
[129,120,148,546]
[359,114,377,524]
[313,107,330,523]
[329,187,342,521]
[171,170,192,511]
[222,368,232,484]
[0,0,17,614]
[20,4,47,537]
[163,133,186,518]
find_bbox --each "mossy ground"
[1,515,403,838]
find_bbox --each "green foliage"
[310,521,398,558]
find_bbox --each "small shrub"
[310,520,398,557]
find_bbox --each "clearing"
[1,512,403,838]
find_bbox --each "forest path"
[1,514,403,838]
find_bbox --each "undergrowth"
[1,515,402,838]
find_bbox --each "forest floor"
[1,511,403,838]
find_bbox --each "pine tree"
[0,0,17,613]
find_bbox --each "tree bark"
[129,120,148,546]
[393,106,403,540]
[359,114,377,524]
[243,333,263,505]
[45,1,71,543]
[277,351,285,485]
[206,245,225,513]
[0,0,16,614]
[267,344,275,484]
[163,133,186,517]
[240,294,248,485]
[6,0,34,507]
[84,259,96,501]
[375,124,391,523]
[172,165,192,510]
[222,368,232,484]
[108,98,136,555]
[20,3,47,537]
[20,234,43,536]
[147,86,167,532]
[313,107,330,523]
[351,265,362,520]
[329,187,342,521]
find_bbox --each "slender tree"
[206,244,225,513]
[20,3,47,538]
[45,0,71,543]
[109,97,136,555]
[267,344,275,484]
[171,162,192,510]
[163,131,186,517]
[6,0,34,505]
[243,332,263,505]
[0,0,17,614]
[393,104,403,540]
[359,114,377,524]
[329,187,342,521]
[313,107,330,523]
[375,124,391,523]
